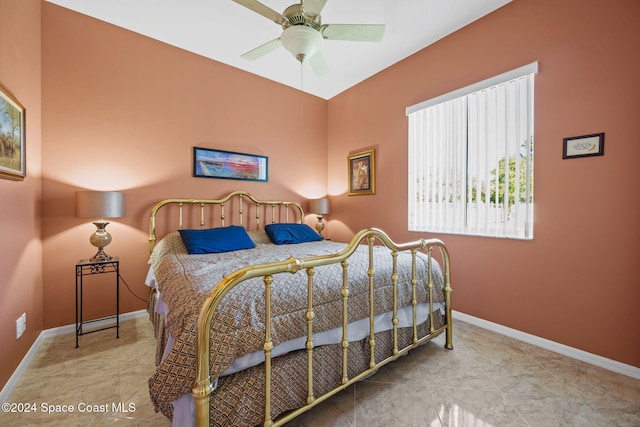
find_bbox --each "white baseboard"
[0,309,148,404]
[452,310,640,380]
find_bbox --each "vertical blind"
[407,62,537,239]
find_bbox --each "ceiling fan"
[232,0,385,75]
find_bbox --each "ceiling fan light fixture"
[280,25,323,62]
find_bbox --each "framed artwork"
[193,147,268,182]
[563,133,604,159]
[348,149,375,195]
[0,82,26,181]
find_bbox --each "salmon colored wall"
[2,0,637,394]
[0,1,43,389]
[327,0,640,367]
[40,4,327,328]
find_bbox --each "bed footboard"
[192,228,452,427]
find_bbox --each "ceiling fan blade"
[309,51,329,75]
[232,0,288,25]
[241,38,282,60]
[321,24,385,42]
[302,0,327,19]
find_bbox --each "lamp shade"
[308,198,330,215]
[75,191,126,218]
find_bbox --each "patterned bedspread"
[148,231,445,425]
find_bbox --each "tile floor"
[1,316,639,426]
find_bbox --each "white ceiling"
[45,0,511,99]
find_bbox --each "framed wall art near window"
[348,149,375,195]
[193,147,268,182]
[0,82,26,181]
[563,133,604,159]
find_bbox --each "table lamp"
[308,198,330,237]
[75,191,126,261]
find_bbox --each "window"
[407,62,537,239]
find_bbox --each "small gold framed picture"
[348,149,375,196]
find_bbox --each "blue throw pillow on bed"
[178,225,255,254]
[265,223,323,245]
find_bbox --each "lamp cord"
[117,272,149,304]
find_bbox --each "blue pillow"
[179,226,255,254]
[265,223,323,245]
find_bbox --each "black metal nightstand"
[75,257,119,348]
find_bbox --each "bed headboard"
[149,190,304,252]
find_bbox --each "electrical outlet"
[16,313,26,339]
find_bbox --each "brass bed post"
[390,250,399,355]
[149,199,183,252]
[427,245,435,334]
[192,294,215,427]
[284,203,291,223]
[255,202,261,231]
[263,274,274,427]
[340,259,350,384]
[149,213,157,253]
[269,203,275,227]
[410,249,419,344]
[440,244,454,350]
[367,235,376,368]
[305,267,315,405]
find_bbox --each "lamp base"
[89,219,112,261]
[315,215,325,237]
[90,248,111,262]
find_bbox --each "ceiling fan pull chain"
[300,61,304,117]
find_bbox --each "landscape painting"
[0,82,26,181]
[193,147,268,182]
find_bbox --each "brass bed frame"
[148,191,453,427]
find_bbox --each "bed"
[146,191,452,427]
